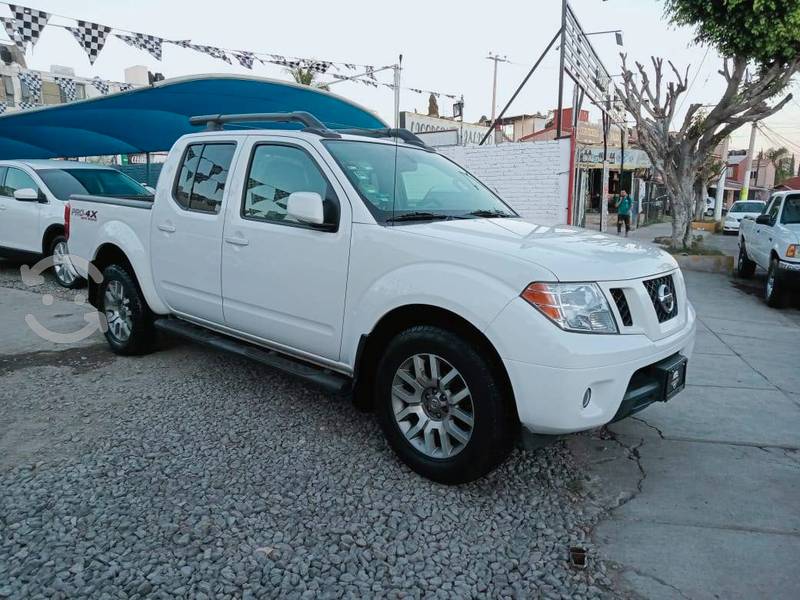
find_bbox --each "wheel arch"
[41,224,65,255]
[88,243,141,309]
[353,303,519,425]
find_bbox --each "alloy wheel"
[391,353,475,459]
[53,241,77,286]
[104,280,133,342]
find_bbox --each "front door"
[150,141,240,324]
[0,167,42,253]
[221,138,351,362]
[753,196,781,266]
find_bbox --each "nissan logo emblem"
[657,283,674,314]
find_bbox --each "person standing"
[616,189,632,236]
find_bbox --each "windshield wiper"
[466,209,514,218]
[386,211,452,223]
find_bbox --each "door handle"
[157,223,176,233]
[224,236,249,246]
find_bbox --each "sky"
[5,0,800,159]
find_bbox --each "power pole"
[393,55,402,128]
[714,136,729,222]
[486,52,508,142]
[740,122,758,201]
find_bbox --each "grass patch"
[653,234,726,256]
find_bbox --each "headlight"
[521,282,618,333]
[788,244,798,258]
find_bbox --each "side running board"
[154,318,352,395]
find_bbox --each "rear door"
[150,140,240,324]
[0,166,42,253]
[221,136,351,362]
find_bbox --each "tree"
[427,93,439,117]
[617,0,800,247]
[765,146,791,185]
[288,67,329,91]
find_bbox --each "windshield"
[730,201,764,213]
[37,168,153,201]
[323,140,516,223]
[782,195,800,224]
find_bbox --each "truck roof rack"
[189,111,341,137]
[188,112,434,150]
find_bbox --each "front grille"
[610,288,633,326]
[643,275,678,323]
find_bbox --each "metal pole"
[145,152,151,186]
[600,113,610,232]
[393,55,402,129]
[714,136,729,221]
[479,29,561,146]
[740,122,758,201]
[556,0,568,139]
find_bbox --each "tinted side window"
[173,143,235,214]
[242,144,334,224]
[767,198,782,222]
[4,168,39,196]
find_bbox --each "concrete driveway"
[570,270,800,599]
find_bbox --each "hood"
[402,218,677,281]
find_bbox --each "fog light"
[582,388,592,408]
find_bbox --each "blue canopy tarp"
[0,74,386,159]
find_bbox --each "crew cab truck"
[0,159,152,287]
[737,191,800,307]
[66,112,696,483]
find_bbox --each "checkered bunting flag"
[232,51,255,69]
[18,99,37,110]
[118,83,134,92]
[0,101,6,114]
[54,76,77,102]
[343,63,356,70]
[115,32,163,61]
[18,70,41,101]
[67,20,112,65]
[2,4,50,51]
[304,60,331,74]
[90,76,109,95]
[186,44,231,64]
[364,66,377,80]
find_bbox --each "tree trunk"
[693,179,706,221]
[663,168,694,249]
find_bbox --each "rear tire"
[374,325,514,484]
[765,258,784,308]
[99,264,156,355]
[49,235,83,289]
[737,244,756,279]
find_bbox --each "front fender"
[91,220,169,315]
[340,261,522,366]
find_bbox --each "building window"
[1,75,14,107]
[41,81,61,105]
[751,169,758,182]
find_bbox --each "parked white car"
[0,159,152,287]
[738,191,800,306]
[723,200,766,234]
[66,112,696,483]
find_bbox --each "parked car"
[723,200,766,234]
[66,112,696,483]
[738,191,800,306]
[0,159,152,287]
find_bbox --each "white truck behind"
[66,112,696,483]
[737,190,800,306]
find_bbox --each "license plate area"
[652,354,687,401]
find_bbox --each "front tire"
[99,264,156,355]
[737,244,756,279]
[765,258,784,308]
[50,235,82,289]
[375,326,514,484]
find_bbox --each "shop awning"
[0,74,386,160]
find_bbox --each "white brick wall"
[438,140,571,225]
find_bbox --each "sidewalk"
[570,271,800,599]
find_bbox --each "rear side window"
[174,143,236,214]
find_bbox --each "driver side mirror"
[755,214,773,226]
[286,191,333,229]
[13,187,39,202]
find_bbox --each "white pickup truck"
[67,112,696,483]
[0,159,152,287]
[737,190,800,306]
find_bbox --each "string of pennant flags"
[0,2,460,103]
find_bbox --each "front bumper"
[490,298,696,435]
[777,259,800,287]
[723,221,740,232]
